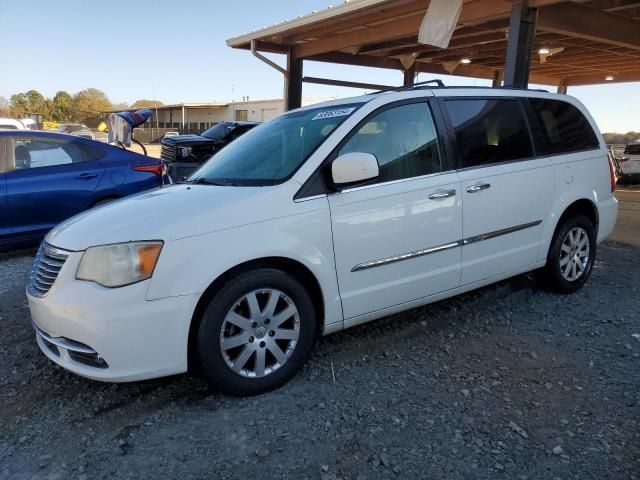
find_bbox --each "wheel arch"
[545,198,598,260]
[187,256,325,370]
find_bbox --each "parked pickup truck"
[160,121,258,180]
[617,142,640,184]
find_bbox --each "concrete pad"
[609,188,640,247]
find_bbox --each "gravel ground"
[0,242,639,480]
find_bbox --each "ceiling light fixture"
[538,47,550,55]
[460,58,472,64]
[605,75,614,81]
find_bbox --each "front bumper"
[27,249,199,382]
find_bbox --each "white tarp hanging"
[418,0,464,49]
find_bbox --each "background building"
[105,98,332,138]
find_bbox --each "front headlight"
[76,241,163,288]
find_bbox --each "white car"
[0,118,27,130]
[27,85,618,395]
[618,142,640,184]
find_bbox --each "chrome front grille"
[161,144,176,161]
[27,243,70,297]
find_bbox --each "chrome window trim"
[340,169,456,194]
[351,220,543,272]
[293,194,327,203]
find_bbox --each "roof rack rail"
[370,81,550,95]
[370,79,445,94]
[498,85,549,93]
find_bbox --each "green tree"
[25,90,49,116]
[51,91,73,122]
[131,99,163,109]
[603,131,640,145]
[0,96,10,116]
[71,88,112,126]
[9,93,30,116]
[9,90,51,119]
[111,102,130,111]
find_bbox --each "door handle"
[466,182,491,193]
[75,173,98,180]
[428,189,456,200]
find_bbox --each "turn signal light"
[138,243,162,276]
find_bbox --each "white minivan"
[27,85,618,395]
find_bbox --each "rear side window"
[444,99,532,168]
[7,137,104,171]
[528,99,599,155]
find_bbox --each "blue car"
[0,130,167,248]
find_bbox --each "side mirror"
[331,152,379,186]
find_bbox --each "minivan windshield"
[189,104,362,186]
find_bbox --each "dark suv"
[160,121,258,179]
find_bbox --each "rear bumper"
[597,196,618,244]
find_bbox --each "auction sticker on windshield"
[312,107,357,121]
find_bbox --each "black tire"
[538,214,596,294]
[197,268,317,396]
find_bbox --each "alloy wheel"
[559,226,590,282]
[219,289,300,378]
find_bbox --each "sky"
[0,0,638,133]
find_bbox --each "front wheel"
[197,268,317,396]
[538,214,596,294]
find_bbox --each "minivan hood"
[46,184,289,251]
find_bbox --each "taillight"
[608,156,616,193]
[133,163,165,176]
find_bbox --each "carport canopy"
[227,0,640,109]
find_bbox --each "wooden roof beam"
[564,69,640,84]
[537,2,640,50]
[295,0,562,58]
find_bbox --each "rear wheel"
[538,214,596,294]
[197,268,317,396]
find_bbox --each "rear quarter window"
[444,98,533,168]
[528,99,600,155]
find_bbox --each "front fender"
[145,199,343,329]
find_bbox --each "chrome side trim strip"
[351,241,460,272]
[350,220,542,272]
[462,220,542,245]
